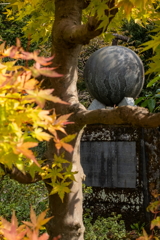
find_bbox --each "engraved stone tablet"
[81,141,136,188]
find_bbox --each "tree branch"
[63,16,101,44]
[63,0,118,44]
[112,33,129,45]
[75,106,160,128]
[112,33,129,42]
[6,166,42,184]
[82,0,90,9]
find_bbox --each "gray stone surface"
[81,141,136,188]
[88,99,106,110]
[84,46,144,106]
[118,97,135,106]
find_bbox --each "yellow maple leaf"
[34,128,53,141]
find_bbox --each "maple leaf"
[54,138,73,153]
[49,113,74,136]
[61,134,77,143]
[38,232,50,240]
[33,128,53,141]
[0,42,5,54]
[54,113,73,126]
[42,167,64,182]
[117,0,134,16]
[0,44,23,59]
[136,228,153,240]
[36,68,62,78]
[52,154,70,168]
[33,62,63,77]
[21,51,54,66]
[147,200,160,213]
[25,89,68,108]
[30,65,62,78]
[0,62,6,70]
[15,142,40,166]
[22,207,53,231]
[54,133,76,152]
[48,125,66,137]
[23,78,39,90]
[38,110,53,122]
[151,216,160,230]
[50,181,71,201]
[63,164,77,181]
[0,212,27,240]
[27,230,49,240]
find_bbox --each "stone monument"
[84,46,145,107]
[80,46,160,227]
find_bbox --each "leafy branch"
[0,39,76,200]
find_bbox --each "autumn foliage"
[0,207,61,240]
[137,191,160,240]
[0,39,76,201]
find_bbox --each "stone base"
[88,99,106,110]
[118,97,135,107]
[88,97,135,110]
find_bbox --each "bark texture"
[75,106,160,127]
[44,1,88,239]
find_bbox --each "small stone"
[118,97,135,106]
[88,99,106,110]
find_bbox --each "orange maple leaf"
[0,212,27,240]
[54,139,73,153]
[22,207,53,231]
[117,0,134,16]
[15,142,39,166]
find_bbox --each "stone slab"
[81,141,137,188]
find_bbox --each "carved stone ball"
[84,46,145,106]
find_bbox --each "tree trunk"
[44,1,86,239]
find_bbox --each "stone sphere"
[84,46,145,106]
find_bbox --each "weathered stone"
[118,97,135,106]
[88,99,106,110]
[84,46,144,106]
[81,141,136,188]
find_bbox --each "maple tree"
[0,1,160,240]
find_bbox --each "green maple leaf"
[151,216,160,230]
[43,167,63,182]
[63,164,77,182]
[50,181,71,202]
[52,154,69,168]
